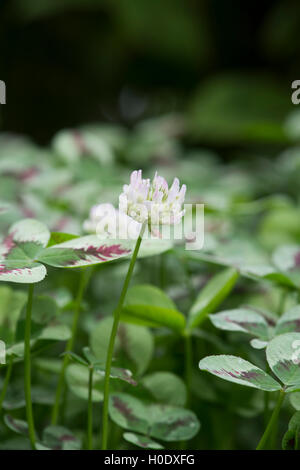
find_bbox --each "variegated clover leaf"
[209,305,300,350]
[266,333,300,392]
[109,392,200,442]
[199,355,281,392]
[200,333,300,394]
[0,218,133,283]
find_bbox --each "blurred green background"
[0,0,299,152]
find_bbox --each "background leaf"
[141,372,187,406]
[188,268,239,329]
[209,308,270,340]
[90,317,153,375]
[121,284,185,332]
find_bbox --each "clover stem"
[51,267,91,425]
[0,355,13,413]
[24,284,36,450]
[256,390,285,450]
[87,366,94,450]
[101,222,145,450]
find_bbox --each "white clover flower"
[83,203,142,240]
[119,170,186,225]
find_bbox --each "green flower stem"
[87,366,94,450]
[0,355,14,412]
[24,284,36,450]
[101,223,145,450]
[51,267,91,425]
[256,390,285,450]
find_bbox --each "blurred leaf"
[123,432,164,449]
[42,426,81,450]
[66,364,104,402]
[188,268,239,329]
[142,372,186,406]
[90,317,153,375]
[209,308,270,341]
[4,415,28,436]
[275,306,300,335]
[121,284,185,332]
[109,392,200,441]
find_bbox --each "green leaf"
[4,414,28,436]
[188,268,239,329]
[209,308,270,340]
[0,286,27,344]
[272,244,300,272]
[121,284,185,332]
[142,372,187,406]
[46,232,79,247]
[266,333,300,389]
[109,393,149,435]
[94,365,137,386]
[138,239,173,258]
[35,324,71,342]
[63,351,89,367]
[148,404,200,441]
[109,392,200,441]
[3,385,54,410]
[66,364,104,402]
[282,412,300,450]
[90,317,153,375]
[38,236,132,268]
[0,219,50,283]
[199,355,281,391]
[290,392,300,410]
[275,306,300,335]
[8,324,71,359]
[0,203,10,215]
[42,426,81,450]
[123,432,164,449]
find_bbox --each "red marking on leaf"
[0,264,23,276]
[112,396,137,423]
[224,316,259,330]
[65,244,131,266]
[60,434,76,442]
[212,368,260,381]
[281,319,300,331]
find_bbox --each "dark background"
[0,0,299,147]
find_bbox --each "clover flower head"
[119,170,186,225]
[83,202,142,240]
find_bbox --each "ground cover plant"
[2,112,300,451]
